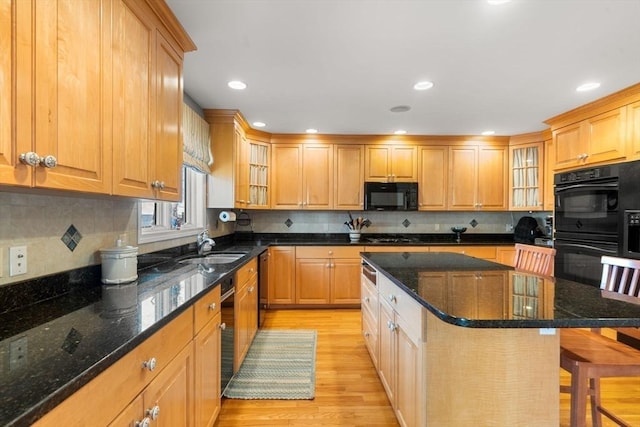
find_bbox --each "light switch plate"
[9,246,27,276]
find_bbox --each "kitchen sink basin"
[179,252,247,265]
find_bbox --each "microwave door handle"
[554,182,618,192]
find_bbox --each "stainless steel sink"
[179,252,247,265]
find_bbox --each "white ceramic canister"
[100,244,138,284]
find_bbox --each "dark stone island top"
[362,251,640,328]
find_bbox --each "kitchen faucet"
[197,229,215,255]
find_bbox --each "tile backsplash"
[0,189,549,286]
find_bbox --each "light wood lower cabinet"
[295,246,363,305]
[193,286,222,427]
[267,246,296,306]
[34,307,193,426]
[235,259,258,370]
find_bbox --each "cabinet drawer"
[194,284,221,334]
[361,276,379,319]
[296,246,364,259]
[362,308,379,367]
[378,275,424,341]
[431,245,497,260]
[34,307,193,426]
[236,258,258,287]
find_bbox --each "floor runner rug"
[223,329,317,400]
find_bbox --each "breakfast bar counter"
[359,252,640,426]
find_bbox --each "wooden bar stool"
[513,243,556,276]
[560,255,640,427]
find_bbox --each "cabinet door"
[109,395,145,426]
[554,122,584,170]
[153,31,183,201]
[143,343,194,427]
[334,144,364,210]
[364,145,391,182]
[477,146,507,210]
[509,143,543,210]
[330,258,361,304]
[33,0,112,194]
[234,126,248,208]
[0,0,31,186]
[395,316,421,427]
[390,146,417,182]
[418,146,447,210]
[112,0,154,198]
[303,144,333,209]
[377,299,396,402]
[586,107,626,165]
[194,313,221,427]
[271,144,303,209]
[267,246,296,305]
[628,101,640,159]
[248,139,269,208]
[447,146,477,210]
[543,136,555,211]
[295,258,331,304]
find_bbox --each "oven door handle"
[555,182,618,192]
[555,242,618,254]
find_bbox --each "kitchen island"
[360,251,640,427]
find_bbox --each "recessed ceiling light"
[227,80,247,90]
[482,130,496,136]
[305,128,318,134]
[394,130,407,135]
[413,81,434,91]
[252,121,266,128]
[576,82,601,92]
[390,105,411,113]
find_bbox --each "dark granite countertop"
[362,251,640,328]
[0,232,514,426]
[0,243,267,427]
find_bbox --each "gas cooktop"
[365,237,421,244]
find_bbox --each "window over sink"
[138,166,206,244]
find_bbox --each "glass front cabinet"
[509,140,543,210]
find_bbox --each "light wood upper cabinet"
[628,100,640,159]
[543,131,555,211]
[4,0,193,200]
[334,144,364,210]
[112,0,184,201]
[0,0,30,186]
[509,141,543,211]
[32,0,113,194]
[553,107,627,170]
[448,145,507,210]
[248,138,269,208]
[418,146,447,210]
[271,143,333,209]
[364,145,417,182]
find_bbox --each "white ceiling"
[166,0,640,136]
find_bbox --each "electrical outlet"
[9,246,27,276]
[506,224,513,232]
[9,336,28,371]
[434,224,440,231]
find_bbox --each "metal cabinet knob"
[388,294,397,303]
[146,405,160,420]
[135,417,151,427]
[208,303,216,310]
[142,357,157,372]
[220,322,226,330]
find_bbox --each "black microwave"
[364,182,418,211]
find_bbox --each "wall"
[0,191,233,286]
[232,209,550,236]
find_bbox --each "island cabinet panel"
[267,246,296,306]
[361,270,379,367]
[424,310,559,426]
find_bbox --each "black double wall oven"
[553,164,620,286]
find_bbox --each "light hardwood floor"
[215,308,640,427]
